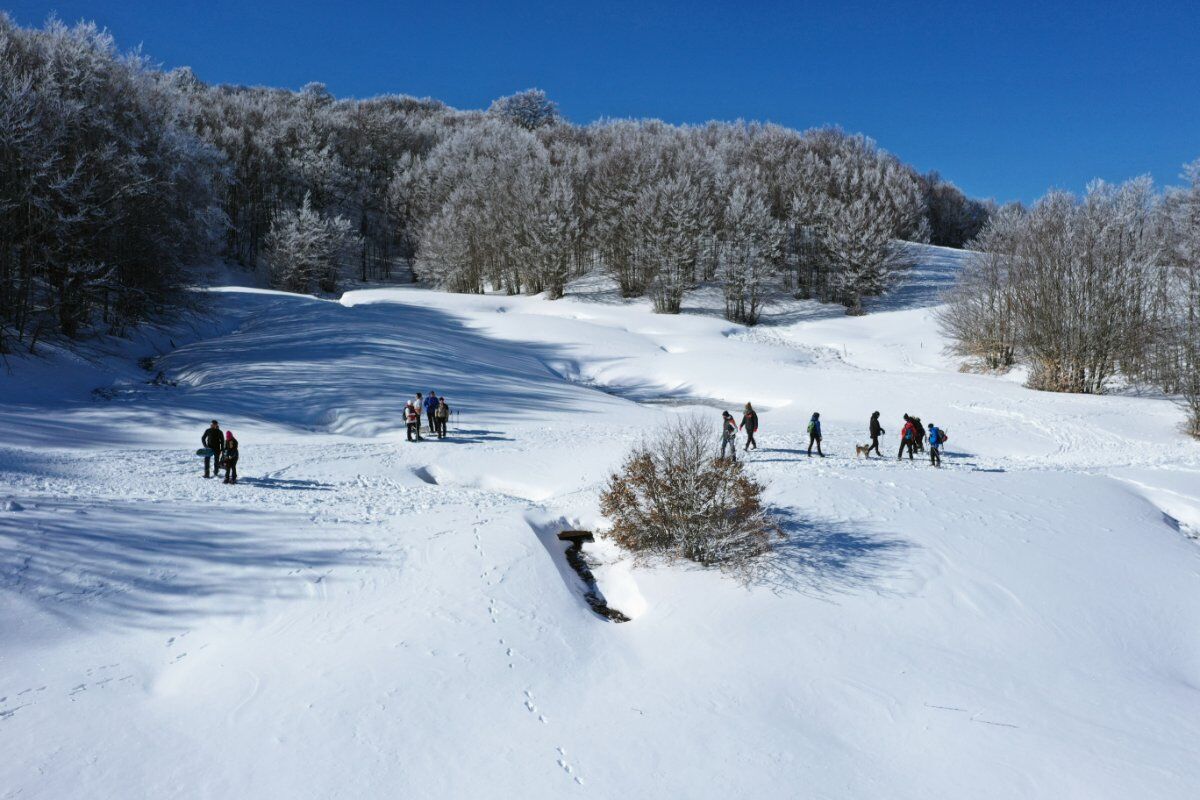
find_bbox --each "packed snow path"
[2,247,1199,798]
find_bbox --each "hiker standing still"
[424,390,439,433]
[434,398,450,439]
[405,402,422,442]
[868,411,885,457]
[913,416,927,453]
[201,420,224,479]
[740,403,759,451]
[806,412,824,457]
[413,393,425,437]
[222,431,239,484]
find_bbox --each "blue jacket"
[928,426,942,448]
[423,395,439,413]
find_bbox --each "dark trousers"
[427,410,436,431]
[721,433,738,461]
[744,430,756,450]
[930,446,941,467]
[204,451,222,477]
[869,435,882,456]
[223,458,238,483]
[915,435,926,453]
[435,417,447,438]
[406,422,421,441]
[807,435,823,456]
[898,439,914,459]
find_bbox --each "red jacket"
[901,421,916,441]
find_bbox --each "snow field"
[2,246,1199,798]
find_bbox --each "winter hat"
[225,430,234,441]
[744,402,753,411]
[722,411,732,418]
[812,412,819,420]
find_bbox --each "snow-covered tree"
[487,89,560,130]
[263,193,359,293]
[720,176,783,324]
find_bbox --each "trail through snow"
[2,246,1199,799]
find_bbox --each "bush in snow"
[599,416,776,567]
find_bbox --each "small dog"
[854,443,872,458]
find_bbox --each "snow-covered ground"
[2,245,1199,799]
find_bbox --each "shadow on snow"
[0,497,377,629]
[744,507,912,597]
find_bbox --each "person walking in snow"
[868,411,885,457]
[897,414,916,460]
[405,401,423,442]
[423,390,440,433]
[740,402,759,451]
[927,422,946,467]
[201,420,224,479]
[913,416,927,453]
[222,430,239,484]
[720,411,739,462]
[434,397,451,439]
[806,412,824,457]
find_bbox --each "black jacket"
[202,428,224,451]
[223,437,239,463]
[741,411,758,432]
[870,417,884,437]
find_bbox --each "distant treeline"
[0,15,995,353]
[939,173,1200,435]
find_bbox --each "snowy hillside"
[2,245,1199,799]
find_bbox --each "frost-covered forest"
[0,15,991,354]
[938,173,1200,434]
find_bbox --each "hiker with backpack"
[806,412,824,457]
[740,403,759,451]
[927,423,947,467]
[222,430,239,484]
[423,390,440,433]
[201,420,224,479]
[434,397,451,439]
[868,411,885,457]
[913,416,927,453]
[897,414,916,460]
[720,411,739,462]
[405,401,423,442]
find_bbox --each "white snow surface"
[2,245,1199,798]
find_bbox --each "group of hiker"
[196,391,455,482]
[199,420,239,484]
[404,390,452,442]
[721,406,948,467]
[196,394,948,484]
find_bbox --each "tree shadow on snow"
[0,497,377,629]
[744,507,912,597]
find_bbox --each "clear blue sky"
[7,0,1198,203]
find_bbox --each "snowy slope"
[2,246,1199,799]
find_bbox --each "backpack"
[807,421,815,435]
